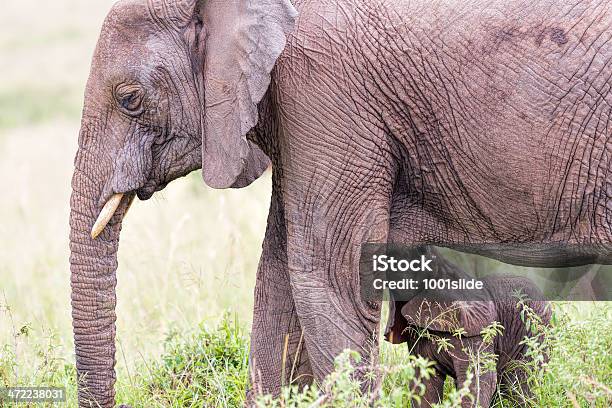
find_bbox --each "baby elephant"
[386,274,551,407]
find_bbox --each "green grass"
[2,305,611,407]
[137,316,249,407]
[533,304,612,407]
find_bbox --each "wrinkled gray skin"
[70,0,611,406]
[385,248,551,407]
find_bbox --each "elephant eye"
[115,83,145,116]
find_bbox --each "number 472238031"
[0,387,66,403]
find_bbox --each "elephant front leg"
[247,192,313,403]
[283,179,393,390]
[453,339,497,408]
[456,369,496,408]
[248,246,312,401]
[413,371,445,407]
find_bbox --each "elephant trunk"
[69,141,129,407]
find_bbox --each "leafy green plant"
[256,350,436,408]
[2,299,611,407]
[141,314,249,407]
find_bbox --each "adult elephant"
[69,0,611,406]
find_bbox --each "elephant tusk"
[91,193,124,239]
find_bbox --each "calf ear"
[384,301,410,344]
[401,299,497,337]
[193,0,296,188]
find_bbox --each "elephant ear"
[196,0,297,188]
[401,298,497,337]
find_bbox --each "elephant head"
[69,0,296,405]
[384,247,498,344]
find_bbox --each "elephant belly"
[286,0,611,247]
[389,195,612,267]
[374,0,612,248]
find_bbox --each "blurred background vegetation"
[0,1,610,406]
